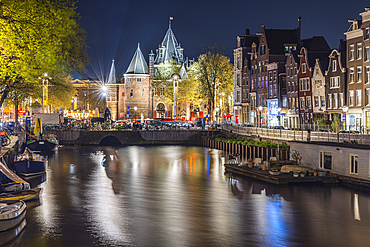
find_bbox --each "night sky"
[76,0,366,80]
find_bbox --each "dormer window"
[127,77,132,83]
[333,60,337,72]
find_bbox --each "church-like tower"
[154,18,184,66]
[123,44,151,120]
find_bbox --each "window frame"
[319,151,332,170]
[350,154,358,175]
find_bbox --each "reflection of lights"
[354,193,361,221]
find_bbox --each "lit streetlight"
[134,106,138,121]
[39,73,51,113]
[259,105,263,128]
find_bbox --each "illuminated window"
[365,66,370,84]
[356,90,361,106]
[349,45,354,61]
[333,60,337,72]
[339,93,344,107]
[328,94,332,108]
[320,96,325,107]
[357,66,362,82]
[357,43,362,60]
[306,96,311,109]
[314,96,319,107]
[349,90,354,106]
[350,68,354,83]
[366,89,370,106]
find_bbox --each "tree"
[0,0,88,108]
[188,47,233,121]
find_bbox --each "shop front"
[267,99,279,127]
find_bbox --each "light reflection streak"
[354,193,361,221]
[34,169,61,237]
[84,152,132,245]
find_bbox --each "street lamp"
[39,73,51,113]
[134,106,138,121]
[259,105,263,127]
[342,106,348,130]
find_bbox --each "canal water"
[8,146,370,247]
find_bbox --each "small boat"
[24,118,58,153]
[0,188,41,202]
[25,137,58,153]
[0,201,27,232]
[10,148,46,177]
[0,162,30,192]
[0,218,26,245]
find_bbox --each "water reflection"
[14,146,370,247]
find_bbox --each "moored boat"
[0,162,30,192]
[10,148,46,177]
[0,218,26,246]
[0,188,41,202]
[0,201,27,232]
[25,137,58,153]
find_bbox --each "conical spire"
[126,43,149,74]
[107,59,116,84]
[154,19,184,64]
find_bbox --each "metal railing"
[223,124,370,145]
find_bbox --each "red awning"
[222,114,232,118]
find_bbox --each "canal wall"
[45,130,219,146]
[199,138,290,166]
[291,142,370,189]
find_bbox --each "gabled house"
[344,8,370,132]
[285,49,300,129]
[249,23,300,126]
[297,36,331,128]
[324,40,347,129]
[234,29,260,124]
[311,58,328,124]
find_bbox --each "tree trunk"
[0,88,9,108]
[15,98,19,127]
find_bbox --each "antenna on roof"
[169,16,173,28]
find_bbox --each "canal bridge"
[46,130,218,146]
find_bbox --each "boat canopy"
[0,162,30,191]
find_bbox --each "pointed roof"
[179,63,188,79]
[126,44,149,74]
[107,59,116,84]
[154,19,183,64]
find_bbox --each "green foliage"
[331,113,341,133]
[316,118,326,129]
[0,0,89,107]
[188,46,233,121]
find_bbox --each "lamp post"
[342,106,348,130]
[259,105,263,128]
[134,106,138,121]
[39,73,51,113]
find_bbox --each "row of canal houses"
[233,8,370,133]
